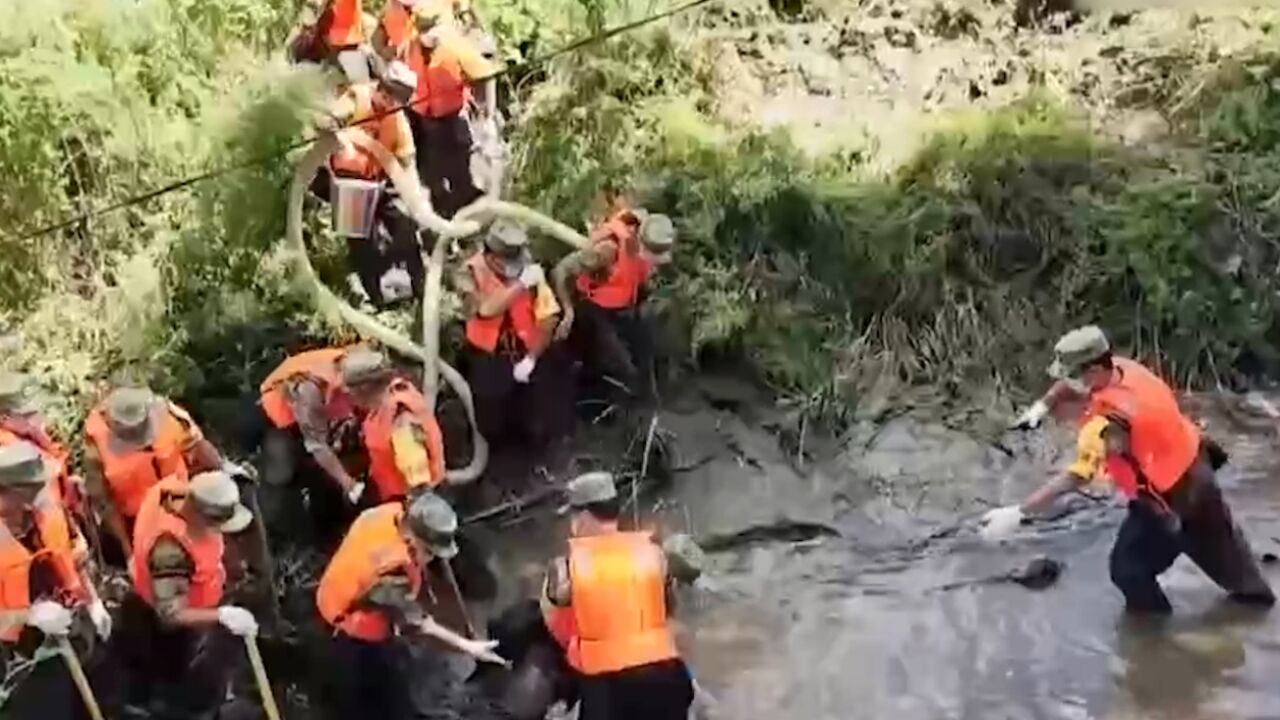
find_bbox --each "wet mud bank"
[194,376,1280,720]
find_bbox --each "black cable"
[13,0,719,242]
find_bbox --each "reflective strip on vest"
[576,213,653,310]
[84,405,191,519]
[1083,357,1201,495]
[259,347,351,429]
[316,503,423,641]
[0,491,86,642]
[405,41,468,119]
[567,531,678,675]
[362,379,446,501]
[322,0,365,48]
[130,478,226,610]
[464,253,541,354]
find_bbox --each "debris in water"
[700,520,842,553]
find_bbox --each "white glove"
[346,481,366,505]
[217,606,259,637]
[460,637,510,667]
[979,505,1025,541]
[518,263,545,289]
[1011,400,1049,430]
[221,460,256,482]
[88,598,112,640]
[513,356,536,384]
[27,600,73,637]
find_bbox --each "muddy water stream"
[486,384,1280,720]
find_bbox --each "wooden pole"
[56,637,104,720]
[243,635,283,720]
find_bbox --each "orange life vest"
[576,211,653,310]
[361,379,446,501]
[129,478,226,610]
[562,531,678,675]
[329,84,406,180]
[380,1,415,55]
[464,252,542,354]
[83,402,193,520]
[405,40,468,119]
[1083,357,1201,496]
[319,0,364,49]
[316,503,423,641]
[0,489,87,643]
[259,348,355,430]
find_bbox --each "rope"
[13,0,720,242]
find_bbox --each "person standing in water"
[982,325,1274,614]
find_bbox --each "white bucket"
[331,177,383,238]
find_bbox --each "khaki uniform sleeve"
[82,445,112,513]
[542,556,571,608]
[148,535,195,623]
[358,572,425,626]
[283,378,332,453]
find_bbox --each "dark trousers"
[1109,454,1275,613]
[467,344,572,451]
[572,301,656,405]
[578,658,694,720]
[3,652,85,720]
[257,422,357,552]
[326,633,411,720]
[111,593,239,719]
[410,113,481,219]
[310,167,425,307]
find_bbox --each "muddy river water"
[484,386,1280,720]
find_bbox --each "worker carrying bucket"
[315,61,425,307]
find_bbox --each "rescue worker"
[257,346,387,545]
[552,203,677,406]
[981,325,1275,613]
[0,372,81,512]
[315,492,507,719]
[372,0,419,62]
[455,219,571,451]
[540,472,694,720]
[404,11,499,218]
[317,61,424,306]
[355,372,446,503]
[0,442,111,720]
[287,0,372,83]
[82,385,221,563]
[112,471,256,720]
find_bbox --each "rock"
[1008,555,1064,589]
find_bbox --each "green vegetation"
[3,0,1280,441]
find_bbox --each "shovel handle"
[244,634,283,720]
[57,637,105,720]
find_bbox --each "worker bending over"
[982,325,1275,613]
[112,471,257,720]
[456,219,571,452]
[553,202,676,406]
[0,373,82,513]
[357,373,447,503]
[316,492,507,719]
[541,472,694,720]
[258,345,389,546]
[83,385,221,563]
[404,10,498,218]
[318,62,424,306]
[0,442,111,720]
